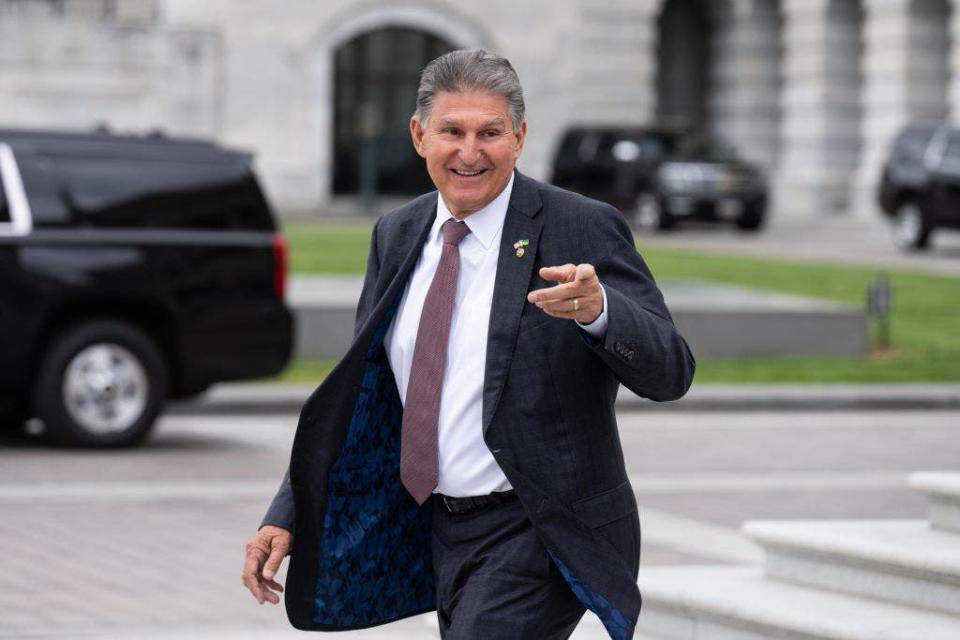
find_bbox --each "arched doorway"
[656,0,712,130]
[332,28,454,196]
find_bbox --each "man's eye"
[441,128,460,136]
[481,130,503,138]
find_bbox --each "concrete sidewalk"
[168,382,960,416]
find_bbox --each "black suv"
[879,123,960,250]
[0,128,293,447]
[551,126,767,231]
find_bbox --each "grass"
[284,222,374,274]
[279,222,960,384]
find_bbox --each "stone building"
[0,0,954,220]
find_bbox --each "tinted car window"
[17,153,71,225]
[894,127,935,162]
[673,131,737,161]
[577,133,603,162]
[0,171,9,224]
[941,133,960,173]
[53,155,273,230]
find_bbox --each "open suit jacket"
[262,171,695,640]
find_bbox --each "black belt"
[438,489,517,515]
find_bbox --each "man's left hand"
[527,263,603,324]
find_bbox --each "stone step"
[636,566,960,640]
[910,472,960,534]
[743,519,960,616]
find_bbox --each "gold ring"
[573,298,579,312]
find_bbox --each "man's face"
[410,90,527,218]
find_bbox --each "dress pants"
[431,494,587,639]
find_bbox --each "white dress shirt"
[385,174,608,497]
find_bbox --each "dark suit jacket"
[261,171,695,639]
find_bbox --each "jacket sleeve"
[258,218,384,533]
[579,203,695,402]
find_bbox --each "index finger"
[538,264,576,283]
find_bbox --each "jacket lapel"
[482,172,544,432]
[357,194,438,341]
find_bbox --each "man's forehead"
[430,91,512,122]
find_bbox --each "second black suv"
[551,126,768,231]
[879,123,960,250]
[0,128,293,447]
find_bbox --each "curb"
[167,383,960,416]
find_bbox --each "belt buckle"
[441,494,456,513]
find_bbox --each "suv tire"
[32,319,168,448]
[736,204,765,231]
[892,200,932,250]
[635,193,675,231]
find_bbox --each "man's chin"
[445,191,490,216]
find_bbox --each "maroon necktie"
[400,218,472,505]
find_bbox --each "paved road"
[2,404,958,639]
[635,216,960,277]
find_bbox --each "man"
[242,49,695,639]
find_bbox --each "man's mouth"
[450,168,488,177]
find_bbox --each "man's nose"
[457,136,481,165]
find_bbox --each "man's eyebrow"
[480,117,507,128]
[434,116,507,128]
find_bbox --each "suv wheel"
[32,319,168,447]
[735,205,765,231]
[892,201,932,250]
[635,193,674,231]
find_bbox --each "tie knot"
[442,219,472,246]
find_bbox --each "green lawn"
[279,222,960,384]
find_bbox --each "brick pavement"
[2,405,958,639]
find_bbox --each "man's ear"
[513,121,528,158]
[410,117,427,158]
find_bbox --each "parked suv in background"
[879,123,960,250]
[0,128,293,447]
[550,126,768,231]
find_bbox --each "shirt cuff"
[576,284,608,339]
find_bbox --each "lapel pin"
[513,239,529,258]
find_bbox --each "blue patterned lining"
[548,551,633,640]
[314,310,435,626]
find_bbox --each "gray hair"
[414,49,526,132]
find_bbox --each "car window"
[894,128,935,162]
[577,133,602,162]
[941,133,960,173]
[0,142,32,233]
[673,131,738,161]
[16,153,71,225]
[638,135,672,162]
[54,155,274,230]
[0,170,9,224]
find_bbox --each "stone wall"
[1,0,958,221]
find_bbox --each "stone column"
[574,0,664,124]
[776,0,864,219]
[709,0,783,171]
[947,0,960,123]
[854,0,950,218]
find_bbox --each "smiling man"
[242,50,695,640]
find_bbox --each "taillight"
[272,233,288,300]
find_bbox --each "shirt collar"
[434,173,514,250]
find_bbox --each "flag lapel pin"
[513,239,529,258]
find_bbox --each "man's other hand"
[242,525,292,605]
[527,263,603,324]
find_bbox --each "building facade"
[0,0,955,219]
